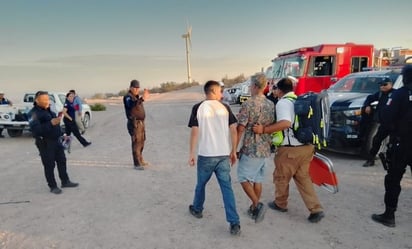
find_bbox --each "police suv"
[325,68,403,156]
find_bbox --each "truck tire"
[82,113,90,129]
[361,123,389,159]
[7,129,23,137]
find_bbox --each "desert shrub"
[90,103,106,111]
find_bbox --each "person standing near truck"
[62,92,91,147]
[371,64,412,227]
[0,91,13,138]
[29,91,79,194]
[69,89,86,134]
[236,73,274,223]
[361,78,394,167]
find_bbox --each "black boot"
[371,208,396,227]
[362,154,375,167]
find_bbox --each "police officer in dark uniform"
[371,64,412,227]
[123,80,149,170]
[29,91,78,194]
[362,78,394,167]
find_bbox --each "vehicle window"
[58,94,66,104]
[351,57,368,72]
[329,76,384,93]
[49,95,56,103]
[272,56,306,78]
[310,56,334,76]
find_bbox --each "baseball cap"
[130,79,140,88]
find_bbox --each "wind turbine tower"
[182,25,192,83]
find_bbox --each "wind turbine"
[182,24,192,83]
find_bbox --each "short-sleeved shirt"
[237,95,275,157]
[277,92,303,146]
[188,100,237,157]
[63,100,76,122]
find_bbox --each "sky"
[1,0,411,98]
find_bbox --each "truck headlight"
[343,109,362,117]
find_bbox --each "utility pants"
[128,119,146,166]
[35,138,70,189]
[273,144,323,213]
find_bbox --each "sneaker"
[362,159,375,167]
[254,202,266,223]
[230,224,241,236]
[134,165,145,170]
[308,211,325,223]
[83,142,92,147]
[247,205,256,219]
[189,205,203,219]
[50,187,62,194]
[268,201,288,212]
[61,181,79,188]
[371,213,395,227]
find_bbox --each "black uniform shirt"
[381,86,412,140]
[29,104,62,139]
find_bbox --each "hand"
[143,88,150,101]
[51,117,61,126]
[188,155,195,167]
[230,152,237,166]
[365,106,371,114]
[253,124,264,134]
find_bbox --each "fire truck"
[269,43,374,95]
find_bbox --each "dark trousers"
[384,140,412,209]
[369,125,390,158]
[127,119,146,166]
[36,138,70,189]
[65,120,88,146]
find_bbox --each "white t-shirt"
[188,100,237,156]
[276,92,303,146]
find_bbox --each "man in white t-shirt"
[253,77,325,223]
[187,80,241,235]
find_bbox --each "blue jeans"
[192,155,240,225]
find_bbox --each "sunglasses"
[380,83,389,86]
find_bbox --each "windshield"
[271,56,306,79]
[328,75,392,93]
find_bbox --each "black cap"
[130,79,140,88]
[401,64,412,85]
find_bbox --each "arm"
[363,92,379,114]
[253,120,291,134]
[236,124,245,156]
[62,107,73,121]
[229,123,238,166]
[188,127,199,167]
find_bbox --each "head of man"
[250,73,267,96]
[129,79,140,95]
[276,77,294,97]
[35,91,50,109]
[379,78,393,92]
[204,80,222,100]
[401,64,412,86]
[0,91,4,100]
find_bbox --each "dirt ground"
[0,86,411,249]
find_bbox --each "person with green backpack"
[253,77,325,223]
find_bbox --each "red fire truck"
[269,43,374,95]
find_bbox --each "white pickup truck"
[0,92,92,137]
